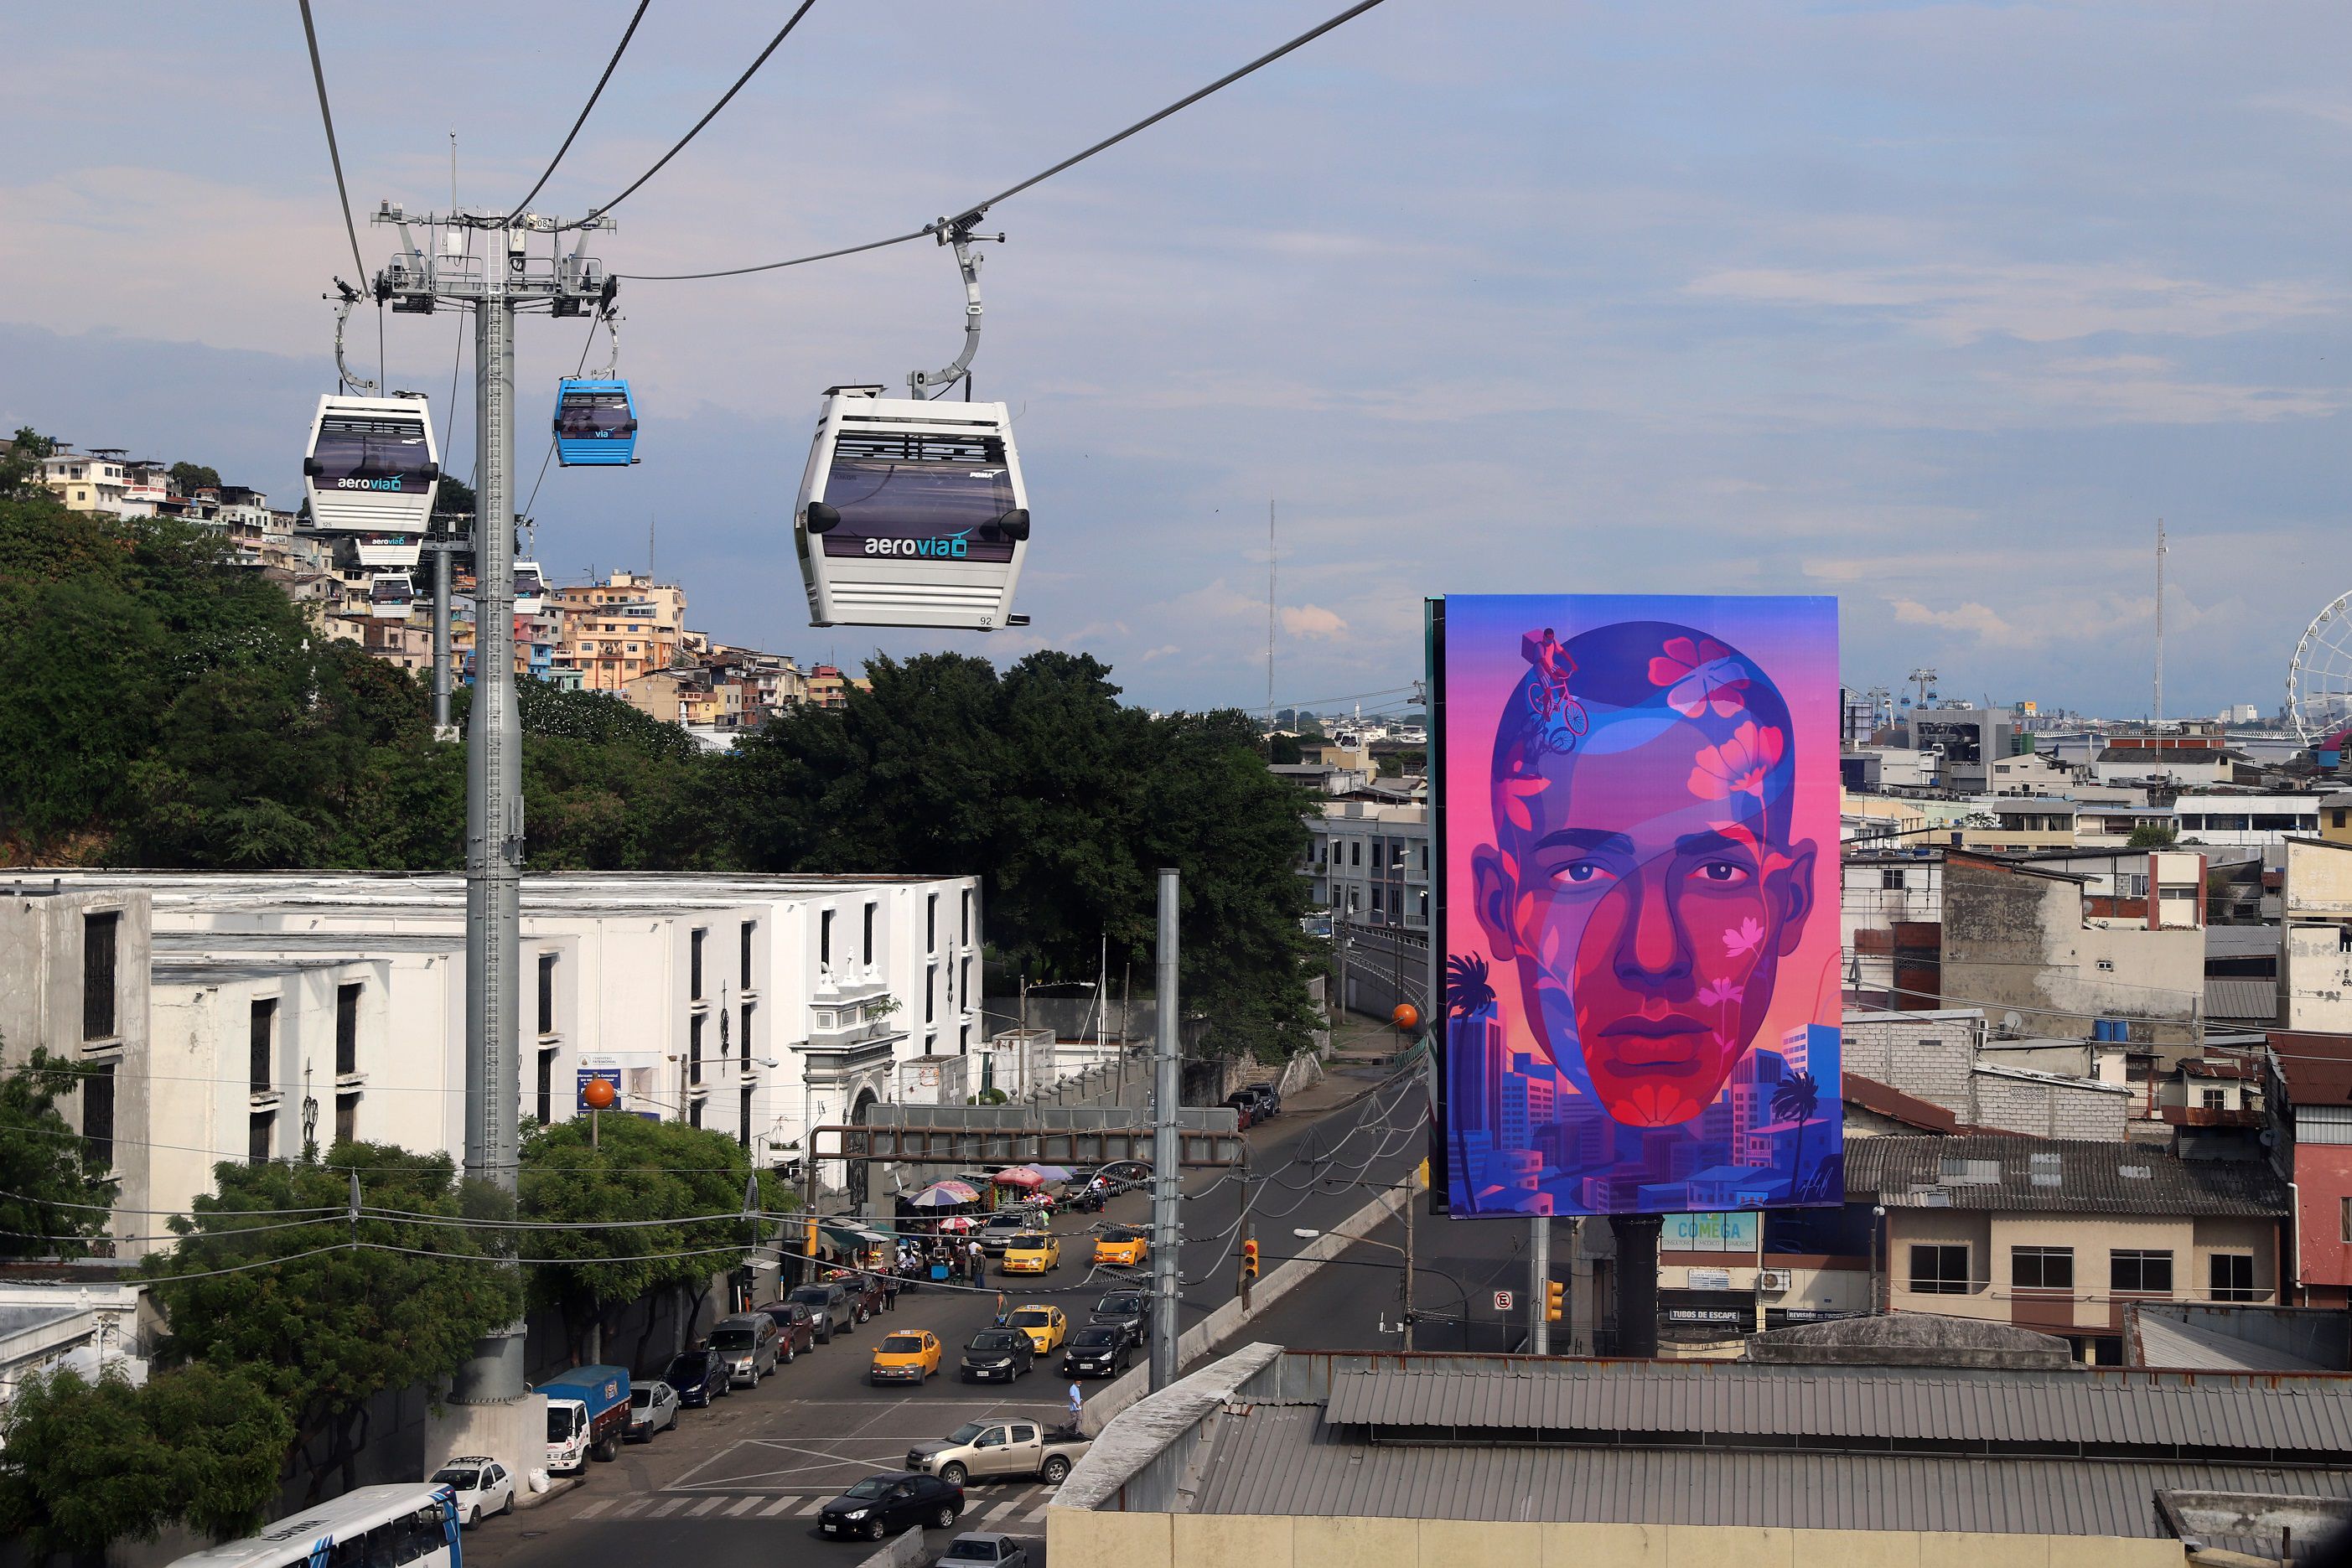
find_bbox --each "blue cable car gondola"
[552,379,637,466]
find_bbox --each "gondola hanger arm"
[908,214,1005,398]
[324,279,378,395]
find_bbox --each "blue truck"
[539,1365,629,1474]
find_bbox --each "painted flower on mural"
[1688,721,1785,801]
[1721,917,1764,958]
[1648,636,1749,720]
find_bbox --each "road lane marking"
[796,1498,826,1516]
[723,1497,763,1516]
[686,1498,726,1517]
[572,1500,614,1520]
[614,1499,649,1517]
[647,1498,686,1518]
[982,1498,1022,1521]
[758,1497,799,1516]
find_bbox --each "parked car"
[752,1298,819,1362]
[1004,1303,1067,1356]
[977,1212,1034,1258]
[785,1281,852,1343]
[937,1533,1028,1568]
[905,1418,1092,1488]
[625,1380,679,1441]
[709,1312,781,1387]
[1091,1226,1148,1269]
[538,1365,629,1472]
[1220,1093,1258,1130]
[815,1472,964,1541]
[1060,1323,1132,1379]
[837,1270,886,1323]
[429,1457,514,1526]
[663,1348,732,1407]
[869,1329,943,1385]
[1238,1083,1282,1119]
[1000,1232,1059,1276]
[1090,1290,1152,1349]
[959,1327,1036,1384]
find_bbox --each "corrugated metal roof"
[1194,1402,2352,1537]
[2206,978,2280,1021]
[1319,1360,2352,1457]
[1847,1135,2287,1215]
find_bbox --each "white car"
[628,1379,680,1441]
[431,1457,515,1527]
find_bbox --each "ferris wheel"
[2287,591,2352,742]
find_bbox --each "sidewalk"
[1282,1010,1421,1118]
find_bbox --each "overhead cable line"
[509,0,653,217]
[297,0,383,386]
[619,0,1393,282]
[521,310,605,519]
[567,0,818,230]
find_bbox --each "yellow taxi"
[1001,1232,1060,1275]
[1005,1303,1067,1356]
[1093,1226,1148,1269]
[868,1329,942,1386]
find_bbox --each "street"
[459,1063,1427,1568]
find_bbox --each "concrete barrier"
[1078,1177,1412,1435]
[851,1524,931,1568]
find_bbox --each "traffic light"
[1544,1280,1565,1323]
[1241,1239,1261,1279]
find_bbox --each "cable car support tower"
[363,200,616,1409]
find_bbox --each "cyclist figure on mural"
[1522,626,1589,749]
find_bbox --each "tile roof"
[1847,1135,2287,1216]
[2270,1032,2352,1107]
[1193,1401,2352,1537]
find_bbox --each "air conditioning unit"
[1758,1269,1793,1293]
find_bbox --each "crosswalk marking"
[1023,1498,1054,1521]
[614,1499,649,1518]
[723,1498,763,1517]
[981,1498,1023,1521]
[757,1497,800,1517]
[795,1498,826,1516]
[686,1498,726,1517]
[648,1498,686,1518]
[572,1499,614,1520]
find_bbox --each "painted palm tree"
[1771,1070,1821,1198]
[1444,954,1497,1215]
[1445,953,1496,1020]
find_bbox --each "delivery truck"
[539,1365,629,1473]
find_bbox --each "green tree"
[518,1115,786,1367]
[0,1048,120,1260]
[1267,732,1304,765]
[431,474,477,522]
[0,1364,291,1557]
[143,1143,521,1500]
[168,462,221,494]
[2127,823,2178,848]
[1,427,54,497]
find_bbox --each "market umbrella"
[936,1215,977,1231]
[992,1166,1045,1188]
[1026,1165,1074,1182]
[911,1180,980,1208]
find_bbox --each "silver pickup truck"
[905,1418,1091,1488]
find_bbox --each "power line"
[510,0,654,218]
[571,0,819,229]
[296,0,369,284]
[619,0,1394,282]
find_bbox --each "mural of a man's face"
[1473,625,1816,1127]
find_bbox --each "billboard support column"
[1529,1214,1550,1354]
[1149,867,1181,1392]
[1613,1214,1660,1358]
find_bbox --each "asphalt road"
[459,1067,1427,1568]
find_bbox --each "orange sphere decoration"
[581,1077,617,1111]
[1391,1003,1421,1032]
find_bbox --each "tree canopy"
[168,461,220,494]
[0,1048,119,1260]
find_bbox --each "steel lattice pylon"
[2287,590,2352,743]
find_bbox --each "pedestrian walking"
[994,1290,1009,1327]
[968,1239,986,1286]
[882,1270,900,1312]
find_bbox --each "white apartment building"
[9,872,988,1253]
[1302,800,1429,930]
[2171,793,2324,849]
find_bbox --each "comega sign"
[1431,594,1843,1219]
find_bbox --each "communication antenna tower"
[2153,518,2167,727]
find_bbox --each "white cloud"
[1279,604,1349,639]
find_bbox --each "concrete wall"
[2281,924,2352,1033]
[1042,1512,2186,1568]
[1940,859,2200,1046]
[1842,1012,1981,1110]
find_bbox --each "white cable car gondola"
[513,559,547,616]
[367,571,417,620]
[303,394,440,536]
[793,220,1030,631]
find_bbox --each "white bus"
[168,1484,461,1568]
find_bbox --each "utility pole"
[1401,1168,1415,1352]
[1529,1214,1550,1354]
[1149,867,1182,1391]
[422,533,469,741]
[368,202,615,1421]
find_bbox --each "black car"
[1219,1094,1257,1130]
[1059,1323,1132,1379]
[663,1348,731,1408]
[1238,1083,1282,1119]
[958,1327,1036,1384]
[816,1472,963,1543]
[1090,1290,1151,1349]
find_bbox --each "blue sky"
[3,1,2347,722]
